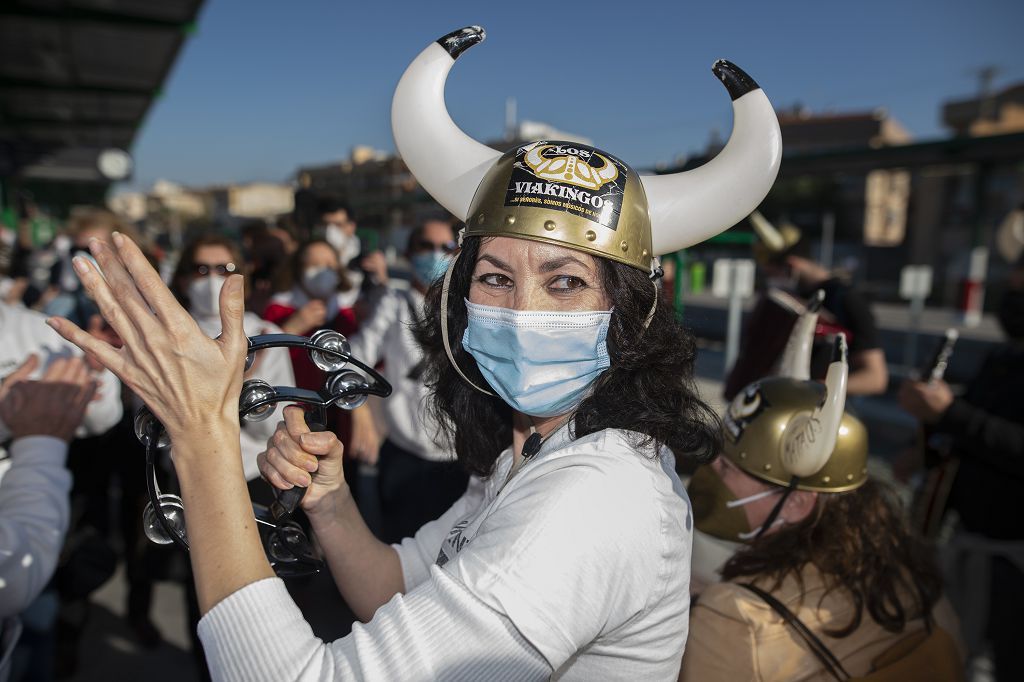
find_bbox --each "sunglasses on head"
[193,262,237,277]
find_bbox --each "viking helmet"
[392,26,783,272]
[722,335,868,493]
[750,210,803,265]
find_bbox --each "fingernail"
[111,231,124,248]
[72,256,90,275]
[302,474,312,486]
[88,238,103,255]
[304,459,318,472]
[45,317,60,331]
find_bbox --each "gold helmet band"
[392,26,783,272]
[464,141,652,271]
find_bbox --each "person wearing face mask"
[263,239,358,392]
[49,27,783,679]
[317,198,391,319]
[171,235,295,482]
[898,261,1024,682]
[346,218,467,543]
[681,339,964,681]
[318,199,362,269]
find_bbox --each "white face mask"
[188,275,226,318]
[302,267,339,299]
[726,487,787,540]
[325,224,361,264]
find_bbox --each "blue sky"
[120,0,1024,193]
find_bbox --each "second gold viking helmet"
[392,26,783,272]
[722,335,868,493]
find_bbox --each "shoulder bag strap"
[740,582,851,681]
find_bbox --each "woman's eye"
[549,275,587,291]
[477,273,513,288]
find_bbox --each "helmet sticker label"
[724,384,769,443]
[505,141,629,230]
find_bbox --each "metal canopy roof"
[0,0,204,182]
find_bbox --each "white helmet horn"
[749,210,787,252]
[391,26,501,221]
[642,61,783,255]
[777,289,825,380]
[781,334,849,478]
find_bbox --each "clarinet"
[911,328,960,540]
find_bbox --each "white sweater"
[0,436,71,682]
[198,426,693,680]
[0,437,70,618]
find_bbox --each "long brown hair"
[720,479,942,638]
[412,235,722,477]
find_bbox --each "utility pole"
[505,97,517,142]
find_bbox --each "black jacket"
[940,344,1024,539]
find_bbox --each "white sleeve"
[198,568,550,682]
[391,476,484,590]
[346,291,399,368]
[0,436,70,618]
[79,367,123,437]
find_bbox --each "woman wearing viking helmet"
[681,329,964,681]
[46,27,780,680]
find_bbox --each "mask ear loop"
[751,476,799,541]
[643,257,664,330]
[440,230,496,397]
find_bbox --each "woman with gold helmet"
[47,26,781,680]
[680,328,964,681]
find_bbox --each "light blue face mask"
[410,251,450,286]
[461,299,612,417]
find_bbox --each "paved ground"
[68,565,198,682]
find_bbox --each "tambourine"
[134,330,392,577]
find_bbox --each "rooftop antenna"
[974,65,1000,121]
[505,96,517,142]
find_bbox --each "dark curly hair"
[413,235,722,477]
[720,478,943,638]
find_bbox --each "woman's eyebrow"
[476,254,513,271]
[539,255,591,273]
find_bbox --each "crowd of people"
[0,24,1020,682]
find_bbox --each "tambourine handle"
[271,418,326,517]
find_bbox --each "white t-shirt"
[198,425,694,680]
[395,426,693,677]
[347,287,452,461]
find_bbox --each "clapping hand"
[45,234,248,449]
[0,355,97,442]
